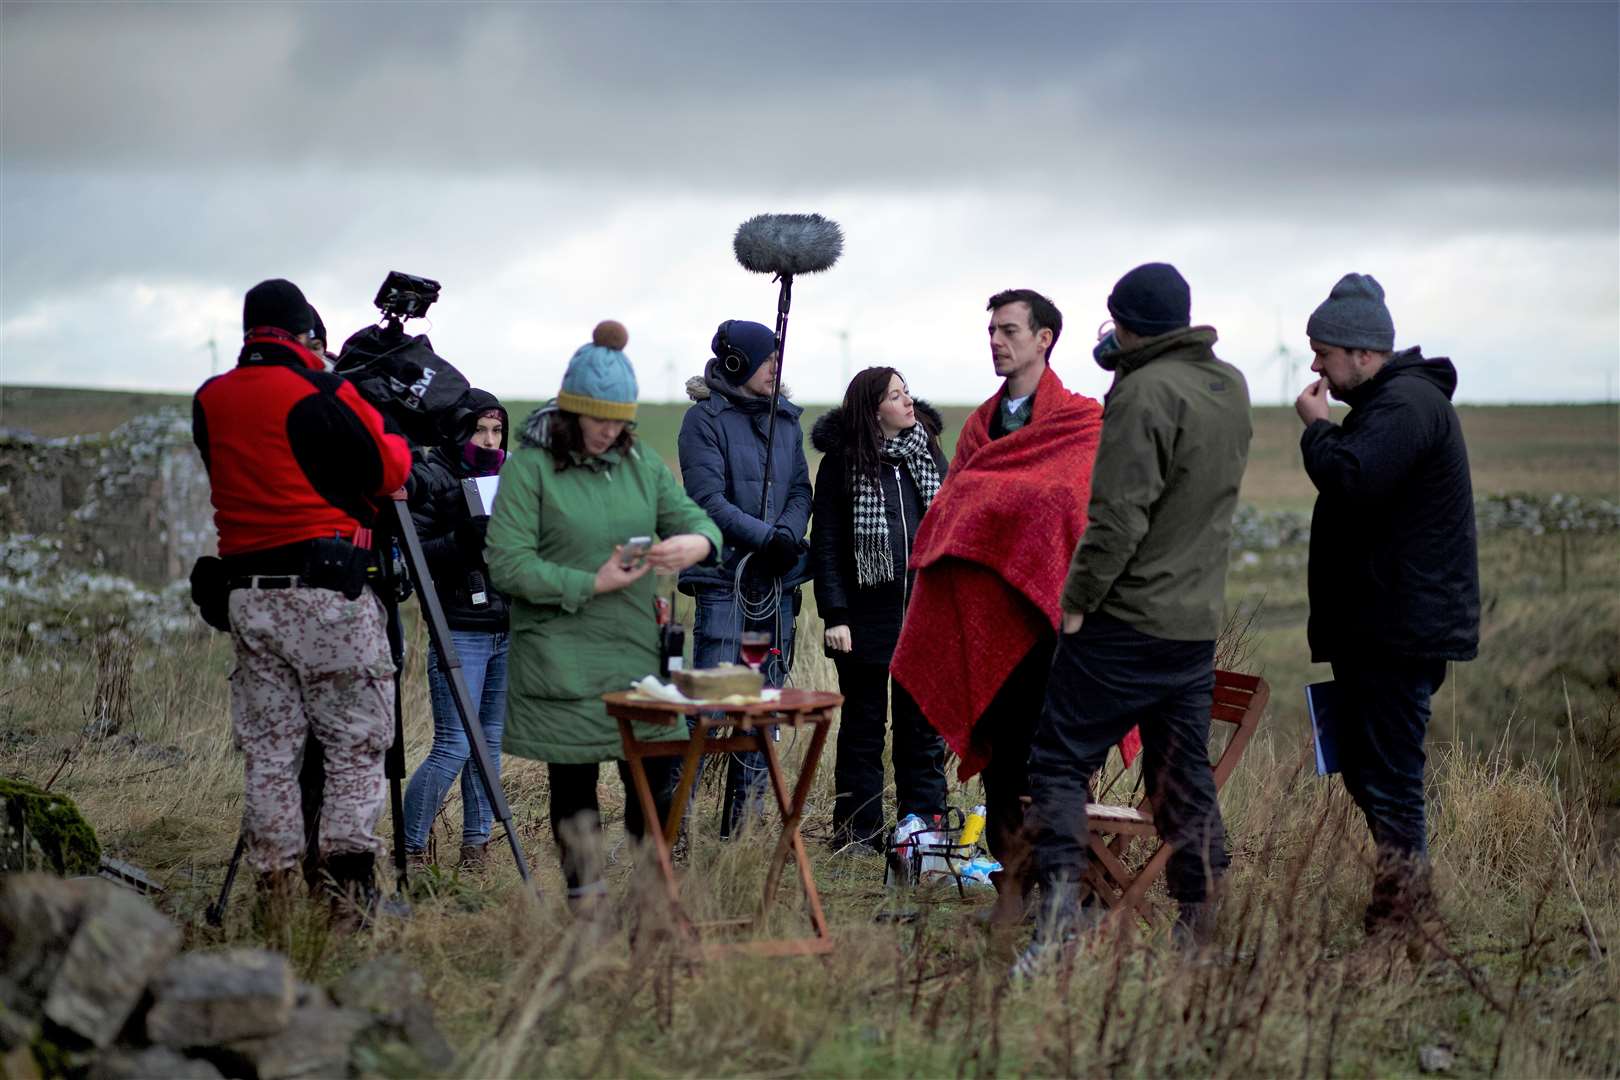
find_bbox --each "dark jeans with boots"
[1028,613,1225,921]
[831,656,948,849]
[970,636,1055,919]
[1331,655,1447,931]
[548,759,679,907]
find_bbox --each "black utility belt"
[227,574,315,591]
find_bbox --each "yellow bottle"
[958,804,987,848]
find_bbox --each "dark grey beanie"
[1307,273,1395,351]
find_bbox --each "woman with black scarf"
[809,367,950,852]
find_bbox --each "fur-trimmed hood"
[810,399,945,455]
[684,359,796,414]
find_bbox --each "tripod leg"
[207,834,248,928]
[388,501,533,887]
[385,604,408,893]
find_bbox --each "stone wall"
[0,410,213,588]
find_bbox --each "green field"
[3,385,1618,1076]
[5,383,1616,509]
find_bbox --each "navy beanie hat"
[1107,262,1191,336]
[1307,273,1395,351]
[712,319,778,384]
[243,278,315,336]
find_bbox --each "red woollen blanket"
[892,365,1139,780]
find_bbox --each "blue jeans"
[681,588,798,837]
[402,629,508,851]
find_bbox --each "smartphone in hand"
[620,536,654,569]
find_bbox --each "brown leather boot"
[457,842,489,873]
[322,851,379,934]
[252,868,300,944]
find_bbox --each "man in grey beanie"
[1296,273,1479,951]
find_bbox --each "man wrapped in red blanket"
[893,288,1128,923]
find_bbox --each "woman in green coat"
[486,321,720,911]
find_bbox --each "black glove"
[454,516,489,559]
[757,529,802,577]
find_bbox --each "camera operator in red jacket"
[192,278,411,931]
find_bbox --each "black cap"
[243,278,315,335]
[1107,263,1191,336]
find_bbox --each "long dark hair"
[547,410,636,471]
[839,366,936,487]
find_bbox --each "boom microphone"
[729,212,844,524]
[733,213,844,276]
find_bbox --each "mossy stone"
[0,777,101,876]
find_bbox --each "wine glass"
[738,631,772,671]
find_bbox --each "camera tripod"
[206,500,531,926]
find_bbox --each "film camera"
[336,272,470,448]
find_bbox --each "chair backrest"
[1209,669,1269,791]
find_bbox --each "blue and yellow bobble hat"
[557,320,639,422]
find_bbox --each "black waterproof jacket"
[809,401,947,664]
[407,393,511,633]
[1302,348,1479,662]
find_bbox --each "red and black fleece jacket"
[192,332,412,557]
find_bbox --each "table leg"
[617,716,683,911]
[662,722,711,848]
[757,712,832,940]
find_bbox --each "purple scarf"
[462,442,506,476]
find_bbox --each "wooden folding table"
[602,688,842,957]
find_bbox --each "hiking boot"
[457,842,489,873]
[252,868,300,944]
[1172,900,1218,955]
[1008,878,1100,982]
[985,867,1036,927]
[406,849,432,877]
[323,851,380,933]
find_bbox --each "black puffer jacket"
[408,392,510,633]
[1302,348,1479,662]
[810,401,947,663]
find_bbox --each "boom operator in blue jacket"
[675,319,814,837]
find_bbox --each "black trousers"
[547,758,678,895]
[969,636,1056,888]
[1332,656,1447,860]
[1027,613,1225,904]
[830,656,948,847]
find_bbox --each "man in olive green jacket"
[1017,263,1251,973]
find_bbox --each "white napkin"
[628,676,781,706]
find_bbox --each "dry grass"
[3,600,1617,1078]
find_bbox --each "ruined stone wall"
[0,410,213,587]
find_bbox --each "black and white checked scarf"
[853,423,942,587]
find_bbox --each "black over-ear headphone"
[716,320,751,376]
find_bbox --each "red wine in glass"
[738,631,772,670]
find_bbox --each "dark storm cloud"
[4,1,1615,197]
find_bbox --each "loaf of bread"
[673,664,764,701]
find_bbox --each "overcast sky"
[2,1,1616,407]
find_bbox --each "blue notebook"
[1306,681,1341,776]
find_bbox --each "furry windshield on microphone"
[733,213,844,276]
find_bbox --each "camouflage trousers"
[228,587,394,874]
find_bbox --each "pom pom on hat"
[558,320,639,422]
[593,320,629,350]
